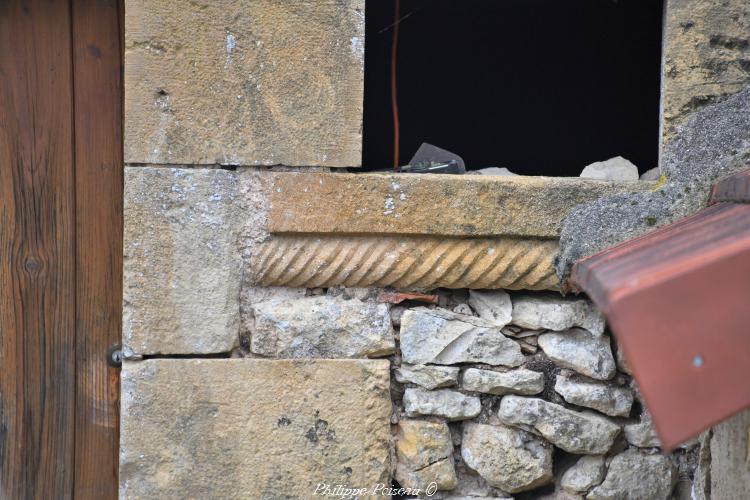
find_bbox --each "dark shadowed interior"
[363,0,665,175]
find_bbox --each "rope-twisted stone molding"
[250,235,560,291]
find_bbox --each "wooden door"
[0,1,122,498]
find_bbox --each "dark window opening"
[363,0,665,176]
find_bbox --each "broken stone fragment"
[639,167,661,181]
[250,295,395,358]
[554,374,633,417]
[538,329,616,380]
[403,388,481,421]
[462,423,553,494]
[400,308,524,367]
[462,368,544,396]
[579,156,639,181]
[468,166,519,176]
[587,449,676,500]
[467,290,512,326]
[511,293,605,336]
[395,364,460,390]
[498,396,620,455]
[561,455,606,494]
[394,419,456,492]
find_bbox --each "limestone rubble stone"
[561,455,606,494]
[511,293,606,335]
[554,374,633,417]
[119,359,391,499]
[468,290,512,327]
[587,450,676,500]
[462,368,544,396]
[250,295,394,358]
[624,411,661,448]
[403,388,481,421]
[400,308,524,367]
[394,419,456,491]
[580,157,639,181]
[123,167,241,355]
[498,396,620,455]
[395,364,460,390]
[462,423,553,494]
[538,329,616,380]
[125,0,365,166]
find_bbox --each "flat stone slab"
[123,167,241,355]
[125,0,364,166]
[120,359,391,499]
[268,173,653,238]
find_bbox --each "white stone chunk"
[400,308,524,367]
[403,388,481,421]
[561,455,606,494]
[468,290,513,327]
[538,328,616,380]
[579,156,639,181]
[511,293,605,336]
[471,167,519,176]
[462,368,544,396]
[640,167,661,181]
[587,450,676,500]
[462,423,553,494]
[554,374,633,417]
[395,364,460,390]
[250,295,395,358]
[498,396,620,455]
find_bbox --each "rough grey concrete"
[557,85,750,280]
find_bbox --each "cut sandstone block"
[125,0,364,166]
[120,359,391,499]
[123,167,241,355]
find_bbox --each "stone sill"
[251,172,654,291]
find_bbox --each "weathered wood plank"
[0,1,77,497]
[72,0,123,498]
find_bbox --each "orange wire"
[391,0,401,171]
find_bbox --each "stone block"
[266,173,654,239]
[125,0,364,166]
[123,167,241,354]
[498,396,620,455]
[462,423,553,494]
[588,449,676,500]
[250,295,395,358]
[120,359,391,499]
[400,308,524,367]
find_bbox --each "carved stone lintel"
[250,173,653,291]
[251,235,559,291]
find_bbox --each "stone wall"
[121,0,748,498]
